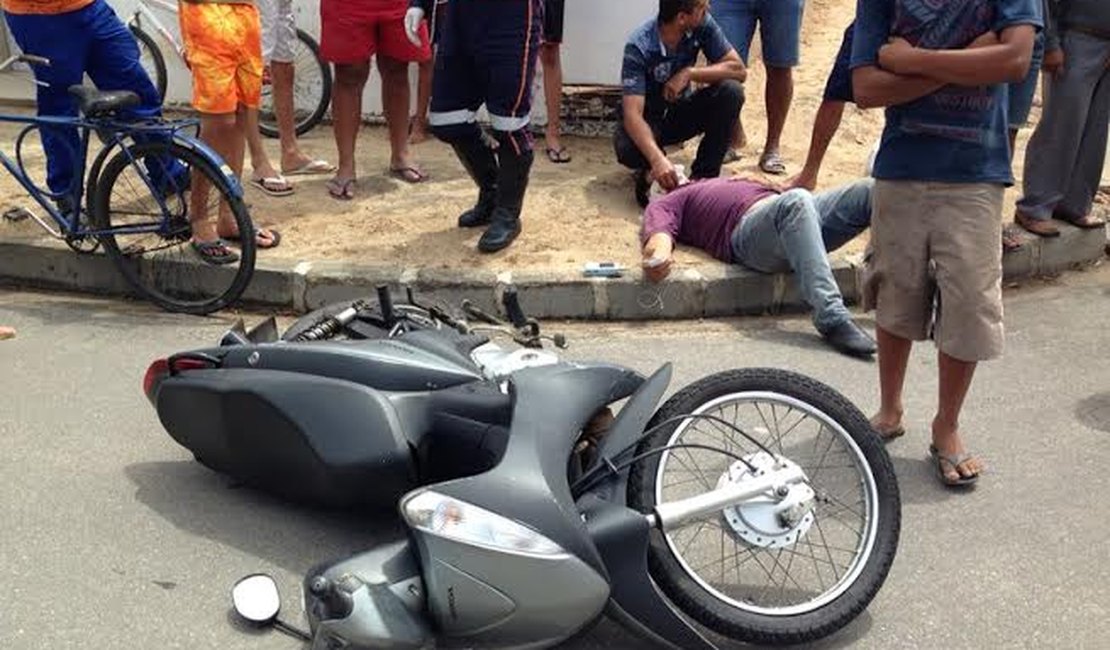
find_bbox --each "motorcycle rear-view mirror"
[232,574,281,624]
[231,574,313,641]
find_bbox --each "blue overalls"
[416,0,545,253]
[5,0,178,200]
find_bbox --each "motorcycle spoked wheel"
[282,300,438,342]
[627,368,900,646]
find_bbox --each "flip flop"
[191,239,240,265]
[722,149,742,164]
[223,228,282,250]
[928,445,981,487]
[759,151,788,175]
[283,159,335,176]
[250,175,295,197]
[1002,224,1025,253]
[545,146,572,164]
[326,177,357,201]
[390,166,428,184]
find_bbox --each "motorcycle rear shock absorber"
[293,300,370,342]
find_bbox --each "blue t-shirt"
[621,16,733,122]
[850,0,1041,184]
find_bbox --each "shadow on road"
[125,460,403,574]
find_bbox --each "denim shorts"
[1007,33,1045,129]
[710,0,805,67]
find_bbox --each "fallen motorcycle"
[144,286,900,649]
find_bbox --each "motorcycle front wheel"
[627,368,900,646]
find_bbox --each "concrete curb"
[1,222,1105,319]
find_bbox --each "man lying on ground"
[641,177,877,358]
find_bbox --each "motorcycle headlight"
[402,491,567,558]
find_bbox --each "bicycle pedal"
[3,207,32,222]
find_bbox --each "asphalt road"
[2,266,1109,650]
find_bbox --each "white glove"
[404,7,425,48]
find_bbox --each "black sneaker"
[819,320,877,358]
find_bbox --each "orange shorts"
[179,2,263,114]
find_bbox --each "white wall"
[100,0,656,120]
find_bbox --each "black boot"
[478,145,533,253]
[450,136,499,228]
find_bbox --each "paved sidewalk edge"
[1,223,1105,319]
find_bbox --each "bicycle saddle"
[68,86,141,116]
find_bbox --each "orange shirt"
[1,0,95,15]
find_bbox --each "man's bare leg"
[191,111,241,244]
[787,100,846,190]
[0,325,15,340]
[761,66,794,173]
[933,351,985,482]
[540,42,567,157]
[271,60,325,171]
[411,58,433,144]
[331,62,370,184]
[873,325,911,433]
[245,104,286,189]
[378,54,422,178]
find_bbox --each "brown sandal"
[1014,211,1060,237]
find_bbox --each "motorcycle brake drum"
[716,452,816,550]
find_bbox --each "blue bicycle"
[0,54,255,315]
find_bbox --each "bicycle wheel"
[93,140,256,315]
[258,29,332,138]
[627,369,901,646]
[130,25,167,102]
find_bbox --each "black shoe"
[634,170,651,208]
[478,207,521,253]
[819,320,877,358]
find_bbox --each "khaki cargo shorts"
[862,180,1005,362]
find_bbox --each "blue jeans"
[710,0,805,67]
[731,179,873,331]
[5,0,170,196]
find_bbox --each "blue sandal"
[191,239,239,266]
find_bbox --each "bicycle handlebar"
[0,54,51,72]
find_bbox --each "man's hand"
[1043,48,1065,76]
[404,7,425,47]
[642,233,675,283]
[651,156,680,191]
[878,37,917,74]
[663,67,693,103]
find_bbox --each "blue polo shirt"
[850,0,1041,185]
[621,15,733,122]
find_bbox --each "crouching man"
[642,178,877,358]
[616,0,746,207]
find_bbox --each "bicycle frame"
[0,111,233,241]
[128,0,187,64]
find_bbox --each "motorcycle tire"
[627,368,900,646]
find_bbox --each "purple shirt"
[641,178,778,263]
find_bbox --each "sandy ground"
[0,0,1098,273]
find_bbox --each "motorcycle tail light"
[142,357,211,402]
[142,358,169,402]
[402,490,566,558]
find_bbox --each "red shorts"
[320,0,431,64]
